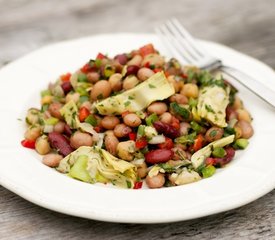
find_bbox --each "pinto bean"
[114,124,132,138]
[236,120,254,139]
[147,102,168,115]
[70,131,93,149]
[169,94,188,105]
[87,72,100,83]
[159,112,172,124]
[101,116,120,130]
[48,102,63,119]
[42,153,63,167]
[108,73,122,92]
[127,55,143,66]
[145,149,173,164]
[53,121,65,133]
[137,162,148,179]
[123,75,139,90]
[48,132,73,156]
[104,131,119,155]
[205,127,224,142]
[137,67,155,81]
[90,80,112,100]
[123,113,141,127]
[146,173,165,188]
[236,109,252,122]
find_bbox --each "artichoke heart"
[196,85,230,127]
[57,146,137,188]
[95,72,175,115]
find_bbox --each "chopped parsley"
[149,83,156,88]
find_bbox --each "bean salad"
[22,44,254,189]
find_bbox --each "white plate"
[0,33,274,224]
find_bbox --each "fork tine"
[165,19,202,62]
[155,27,189,65]
[170,18,206,57]
[156,25,193,64]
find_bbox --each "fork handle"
[220,65,275,109]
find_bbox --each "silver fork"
[156,18,275,108]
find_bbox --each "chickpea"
[146,173,165,189]
[104,130,119,155]
[87,72,100,83]
[205,127,224,142]
[35,135,51,155]
[90,80,112,101]
[123,113,141,127]
[41,95,53,105]
[117,140,136,161]
[137,162,148,179]
[169,94,188,105]
[180,122,191,136]
[26,108,40,125]
[108,73,122,92]
[101,116,120,130]
[233,96,243,110]
[48,102,63,119]
[123,75,139,90]
[167,75,182,93]
[137,67,155,81]
[65,92,80,103]
[236,120,254,139]
[181,83,199,98]
[147,102,168,115]
[114,124,132,138]
[159,112,172,124]
[142,54,165,68]
[236,109,252,122]
[24,126,41,141]
[53,121,65,133]
[127,54,143,66]
[70,131,93,149]
[42,153,63,167]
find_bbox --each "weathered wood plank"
[0,0,274,239]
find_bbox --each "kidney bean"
[115,54,128,65]
[153,121,180,138]
[210,147,235,167]
[63,124,73,136]
[61,81,72,94]
[126,65,140,76]
[48,132,73,156]
[145,149,173,164]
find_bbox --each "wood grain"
[0,0,274,239]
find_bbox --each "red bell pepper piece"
[158,137,174,149]
[135,137,148,149]
[21,139,36,149]
[79,107,90,122]
[139,44,155,57]
[193,134,204,152]
[60,73,71,82]
[129,132,137,141]
[133,181,143,189]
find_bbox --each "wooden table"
[0,0,274,239]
